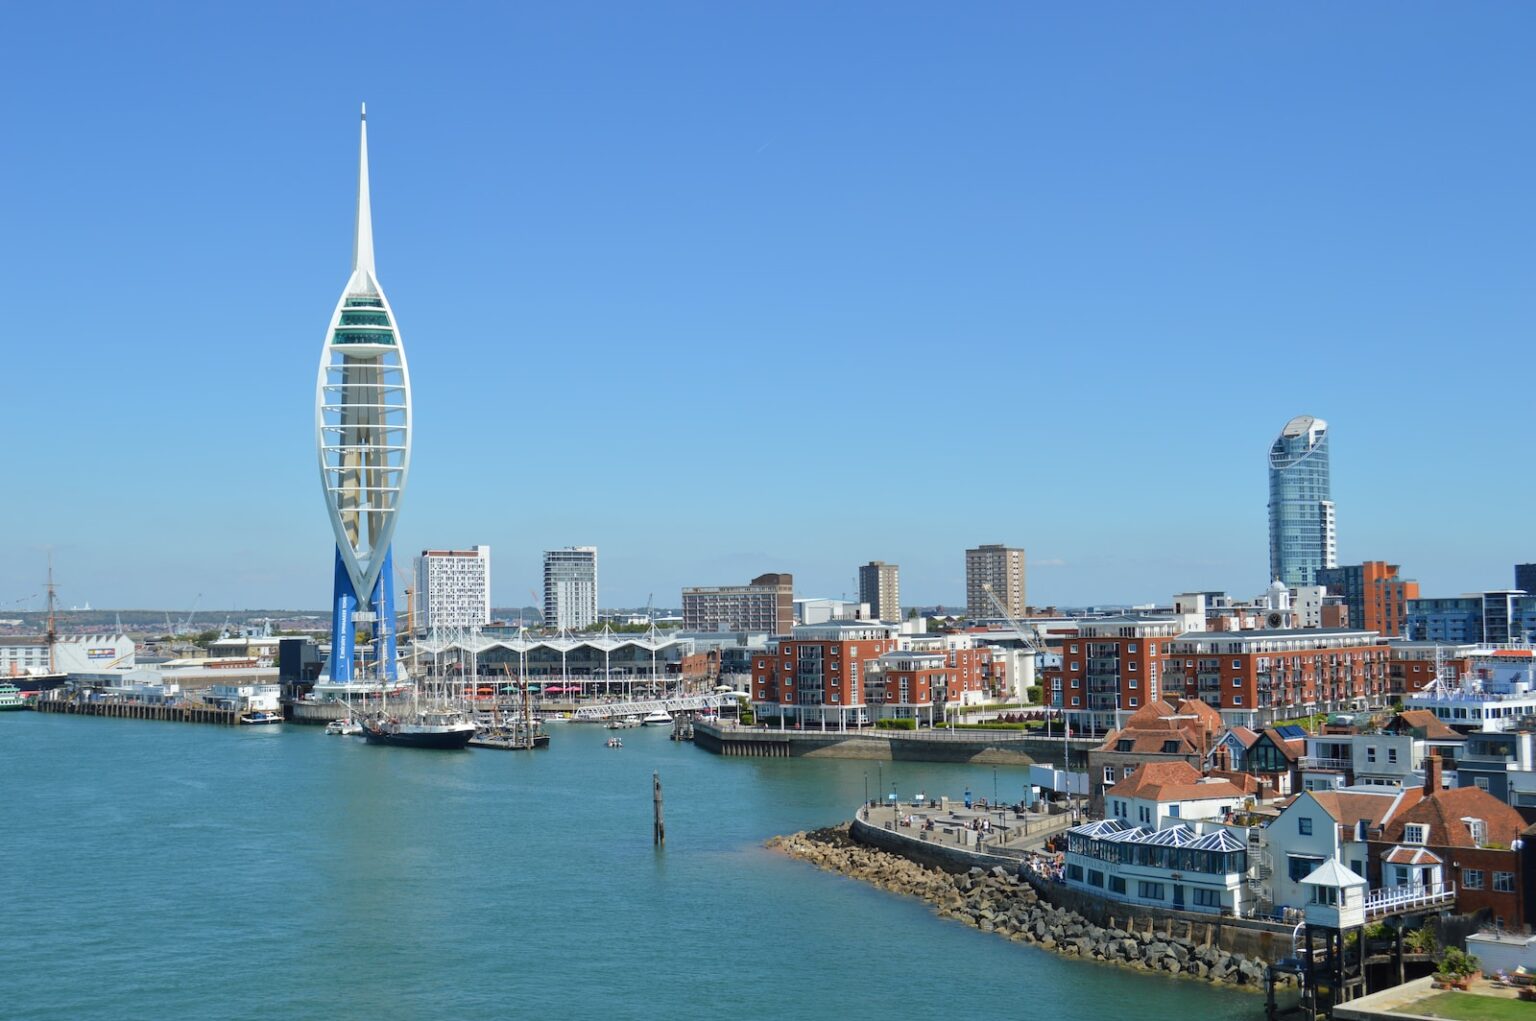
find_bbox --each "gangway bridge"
[572,693,741,721]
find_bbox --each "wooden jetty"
[33,698,239,726]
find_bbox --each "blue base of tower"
[328,546,399,684]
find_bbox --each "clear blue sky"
[2,3,1532,612]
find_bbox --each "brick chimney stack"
[1423,753,1442,795]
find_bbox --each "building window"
[1129,662,1137,672]
[1366,747,1377,763]
[1403,824,1426,845]
[1066,864,1084,882]
[1088,870,1104,888]
[1388,748,1397,763]
[1128,644,1138,653]
[1288,855,1325,883]
[1129,678,1138,688]
[1103,766,1115,783]
[1494,872,1515,893]
[1299,817,1313,836]
[1071,679,1080,688]
[1232,677,1241,687]
[1463,869,1484,890]
[1070,644,1079,654]
[1233,696,1242,706]
[1070,662,1079,671]
[1192,888,1222,908]
[1474,777,1490,791]
[1123,766,1136,779]
[1137,881,1164,900]
[1071,697,1080,706]
[1108,875,1126,894]
[1128,698,1139,708]
[1232,660,1241,669]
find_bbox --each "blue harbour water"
[2,715,1263,1020]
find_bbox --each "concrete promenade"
[692,718,1095,766]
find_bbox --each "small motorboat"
[641,710,672,726]
[605,737,623,748]
[326,718,363,735]
[239,710,283,725]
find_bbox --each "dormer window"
[1116,740,1133,752]
[1403,823,1426,845]
[1162,741,1181,754]
[1463,817,1487,847]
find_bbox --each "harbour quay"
[692,718,1094,766]
[33,696,238,726]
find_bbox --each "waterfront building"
[964,544,1026,620]
[858,561,901,623]
[417,546,491,631]
[1263,787,1409,912]
[750,621,900,728]
[1315,562,1418,639]
[683,573,793,635]
[206,683,281,712]
[1405,590,1536,645]
[0,633,134,676]
[863,634,1004,724]
[1064,762,1251,916]
[1087,699,1224,811]
[419,630,698,689]
[1300,712,1465,791]
[1455,729,1536,810]
[542,546,598,631]
[1388,641,1477,694]
[1051,616,1181,732]
[1164,628,1390,728]
[1268,415,1336,587]
[1367,757,1529,928]
[1404,647,1536,732]
[315,106,411,686]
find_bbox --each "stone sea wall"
[769,824,1283,990]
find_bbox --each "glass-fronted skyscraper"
[315,106,412,684]
[1268,415,1335,587]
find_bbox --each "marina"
[0,711,1259,1021]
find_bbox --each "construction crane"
[978,582,1056,726]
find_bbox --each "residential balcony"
[1299,755,1352,771]
[1365,882,1456,919]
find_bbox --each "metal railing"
[1299,756,1352,771]
[1364,881,1456,918]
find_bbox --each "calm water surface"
[1,715,1264,1020]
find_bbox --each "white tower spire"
[353,102,375,275]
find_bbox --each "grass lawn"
[1407,991,1535,1021]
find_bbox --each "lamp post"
[891,782,898,829]
[864,772,869,815]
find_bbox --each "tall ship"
[359,707,475,750]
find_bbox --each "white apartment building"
[417,546,492,632]
[544,546,598,630]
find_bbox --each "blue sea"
[0,714,1263,1020]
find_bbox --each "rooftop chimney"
[1423,753,1443,795]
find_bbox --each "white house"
[1263,787,1417,911]
[1064,818,1250,916]
[1102,761,1248,829]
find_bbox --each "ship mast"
[45,553,58,674]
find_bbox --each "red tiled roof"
[1097,727,1200,755]
[1378,786,1527,848]
[1382,846,1442,866]
[1107,761,1247,803]
[1306,789,1416,831]
[1386,711,1463,741]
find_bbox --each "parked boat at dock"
[641,710,672,726]
[0,683,24,711]
[325,718,363,735]
[360,708,476,750]
[239,710,283,725]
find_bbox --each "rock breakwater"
[768,824,1279,989]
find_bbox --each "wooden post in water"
[653,771,665,847]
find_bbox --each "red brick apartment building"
[1389,642,1476,695]
[1164,628,1389,725]
[1049,616,1182,732]
[751,624,1002,727]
